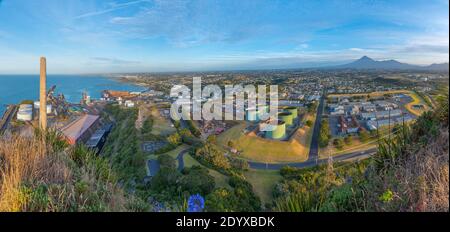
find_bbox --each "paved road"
[0,105,17,135]
[147,149,189,177]
[147,159,160,177]
[177,149,189,171]
[308,95,325,163]
[248,147,377,170]
[174,145,377,171]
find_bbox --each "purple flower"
[187,194,205,212]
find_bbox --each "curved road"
[176,147,377,171]
[177,149,188,171]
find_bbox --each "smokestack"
[39,57,47,130]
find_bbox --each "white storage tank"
[17,106,33,121]
[46,105,52,114]
[34,101,41,109]
[33,102,52,114]
[20,104,33,110]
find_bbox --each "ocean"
[0,75,147,115]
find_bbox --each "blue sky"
[0,0,448,74]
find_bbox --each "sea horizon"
[0,74,146,115]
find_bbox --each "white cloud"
[74,0,151,19]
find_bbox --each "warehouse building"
[61,114,100,145]
[86,123,113,153]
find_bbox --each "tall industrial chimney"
[39,57,47,130]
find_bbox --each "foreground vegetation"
[272,94,449,212]
[0,130,130,212]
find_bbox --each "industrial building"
[61,114,100,145]
[361,109,403,120]
[86,123,113,153]
[366,115,414,130]
[338,115,362,134]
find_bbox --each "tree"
[167,133,182,146]
[333,138,344,150]
[173,120,181,130]
[141,117,153,134]
[205,188,237,212]
[229,157,249,171]
[207,135,217,144]
[179,128,193,138]
[150,167,181,193]
[158,154,176,170]
[359,130,370,142]
[186,120,201,137]
[319,119,331,148]
[195,144,231,170]
[227,140,235,148]
[307,102,318,113]
[344,135,353,145]
[180,166,215,196]
[228,176,261,212]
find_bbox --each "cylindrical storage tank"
[46,105,52,114]
[20,104,33,110]
[17,108,33,121]
[278,112,294,126]
[265,120,286,139]
[34,101,41,109]
[245,108,258,122]
[285,106,298,119]
[257,104,269,120]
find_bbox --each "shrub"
[333,138,344,150]
[344,135,353,145]
[359,130,370,142]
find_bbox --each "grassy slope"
[244,169,282,205]
[150,107,176,136]
[0,133,128,212]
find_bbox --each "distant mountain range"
[332,56,449,71]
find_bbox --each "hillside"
[0,130,134,212]
[335,56,449,71]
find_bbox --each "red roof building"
[61,114,100,145]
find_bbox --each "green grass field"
[150,107,176,136]
[244,169,282,205]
